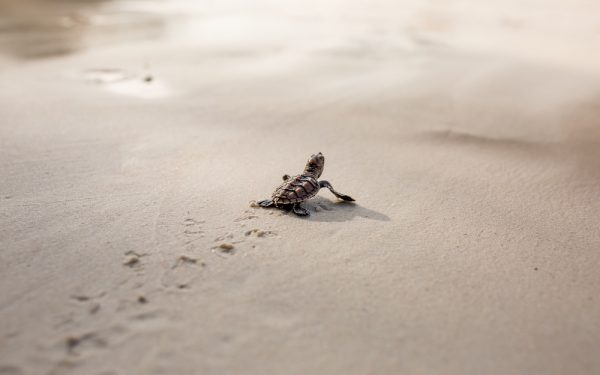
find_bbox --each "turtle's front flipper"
[319,180,355,202]
[292,203,310,216]
[258,199,274,207]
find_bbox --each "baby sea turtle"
[257,152,355,217]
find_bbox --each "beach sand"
[1,1,600,374]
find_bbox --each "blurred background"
[1,0,599,67]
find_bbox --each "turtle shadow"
[303,196,390,222]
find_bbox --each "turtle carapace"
[257,152,355,217]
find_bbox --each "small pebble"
[143,75,153,82]
[137,296,148,304]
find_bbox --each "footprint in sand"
[210,208,280,255]
[212,242,237,255]
[214,232,233,242]
[181,217,205,248]
[65,332,107,355]
[234,210,259,224]
[161,255,205,290]
[244,229,277,238]
[70,291,106,315]
[122,250,148,269]
[56,327,137,374]
[182,217,204,232]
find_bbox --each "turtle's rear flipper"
[292,203,310,217]
[258,199,274,207]
[319,180,355,202]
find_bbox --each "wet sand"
[1,1,600,374]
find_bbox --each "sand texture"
[1,1,600,374]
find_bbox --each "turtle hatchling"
[257,152,355,217]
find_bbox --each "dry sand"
[1,0,600,374]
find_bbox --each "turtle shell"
[272,174,320,205]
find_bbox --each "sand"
[1,0,600,374]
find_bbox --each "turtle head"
[304,152,325,178]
